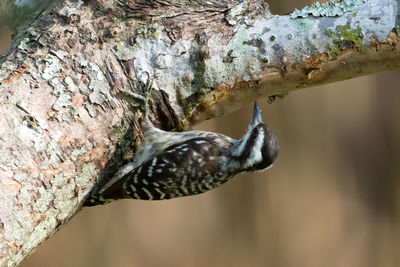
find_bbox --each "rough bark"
[0,0,400,265]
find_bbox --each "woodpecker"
[85,84,278,205]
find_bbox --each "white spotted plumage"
[86,101,278,206]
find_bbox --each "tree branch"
[0,0,399,265]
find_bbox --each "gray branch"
[0,0,399,265]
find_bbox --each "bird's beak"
[250,101,263,127]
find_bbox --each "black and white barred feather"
[85,101,278,205]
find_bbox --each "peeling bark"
[1,0,400,265]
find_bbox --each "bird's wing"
[100,137,230,200]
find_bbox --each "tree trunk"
[0,0,400,265]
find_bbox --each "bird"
[84,78,278,206]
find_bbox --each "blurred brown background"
[2,1,400,266]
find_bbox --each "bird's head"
[231,101,279,172]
